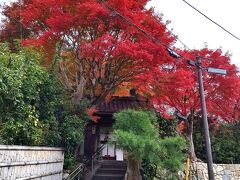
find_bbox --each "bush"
[141,115,186,180]
[0,43,87,169]
[194,120,240,163]
[113,110,186,180]
[0,43,48,145]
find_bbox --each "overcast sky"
[1,0,240,67]
[147,0,240,68]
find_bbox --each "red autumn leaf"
[87,107,100,123]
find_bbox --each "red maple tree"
[136,48,240,160]
[2,0,240,161]
[0,0,175,106]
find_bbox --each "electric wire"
[101,1,203,62]
[163,22,216,62]
[182,0,240,41]
[101,2,239,74]
[102,1,184,59]
[12,0,239,73]
[102,1,215,63]
[103,1,231,65]
[164,26,193,52]
[1,0,198,62]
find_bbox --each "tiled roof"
[94,96,150,115]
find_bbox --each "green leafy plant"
[0,43,47,145]
[61,115,85,154]
[113,110,186,180]
[0,43,87,169]
[194,120,240,164]
[141,115,186,180]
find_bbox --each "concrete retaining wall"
[0,145,64,180]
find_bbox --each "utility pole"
[188,55,226,179]
[196,56,215,180]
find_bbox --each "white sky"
[148,0,240,68]
[0,0,13,6]
[0,0,240,67]
[0,0,14,23]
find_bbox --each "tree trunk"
[186,115,197,161]
[126,155,142,180]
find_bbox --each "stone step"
[90,160,127,180]
[101,164,127,169]
[96,168,126,175]
[92,174,125,180]
[100,160,127,165]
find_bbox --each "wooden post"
[185,157,190,180]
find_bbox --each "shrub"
[194,121,240,164]
[0,43,87,169]
[113,110,186,180]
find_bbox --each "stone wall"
[195,162,240,180]
[0,145,64,180]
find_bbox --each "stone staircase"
[92,160,127,180]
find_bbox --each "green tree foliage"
[156,113,178,138]
[61,115,85,154]
[194,119,240,164]
[0,43,86,169]
[38,75,63,147]
[141,114,186,180]
[0,43,47,145]
[113,110,161,161]
[113,110,186,180]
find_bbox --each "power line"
[14,0,236,71]
[101,1,183,59]
[164,25,192,52]
[164,25,219,62]
[182,0,240,41]
[101,2,239,74]
[102,1,215,63]
[102,1,220,62]
[102,1,207,62]
[106,6,171,50]
[153,12,234,63]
